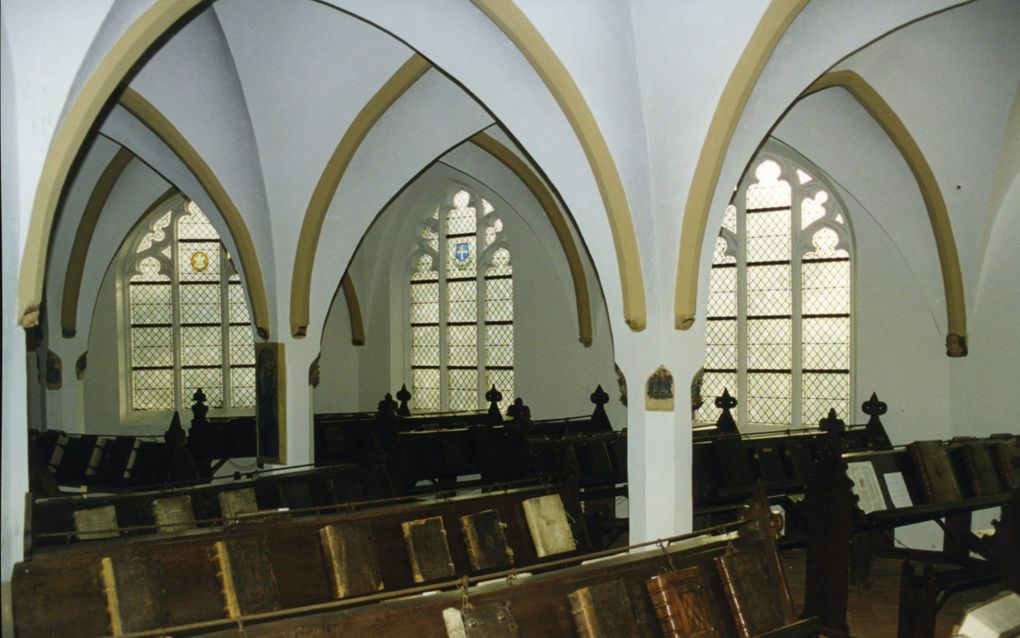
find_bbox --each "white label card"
[846,462,887,514]
[884,472,914,509]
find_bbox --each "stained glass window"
[696,151,852,428]
[408,189,513,412]
[125,199,257,412]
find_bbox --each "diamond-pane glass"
[411,326,440,366]
[746,160,791,210]
[804,227,848,260]
[485,278,513,322]
[712,236,736,266]
[137,211,173,253]
[746,209,791,263]
[485,324,513,368]
[230,325,256,366]
[486,247,512,277]
[747,318,791,369]
[802,372,850,426]
[707,265,736,318]
[132,257,169,282]
[722,205,737,234]
[129,283,171,324]
[230,366,256,408]
[747,372,791,426]
[484,218,503,247]
[705,320,737,371]
[182,367,223,408]
[412,368,440,412]
[447,325,477,368]
[447,236,476,278]
[130,326,173,368]
[747,264,791,316]
[181,325,223,367]
[178,242,220,282]
[447,191,477,235]
[485,369,513,410]
[411,253,437,282]
[179,283,220,324]
[449,368,478,411]
[696,372,738,425]
[801,191,828,229]
[177,203,218,239]
[228,282,252,323]
[447,280,477,323]
[132,369,174,411]
[802,260,850,314]
[802,317,850,369]
[411,282,439,324]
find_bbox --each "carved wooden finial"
[862,392,887,417]
[191,387,209,421]
[819,408,846,435]
[485,385,503,424]
[590,384,609,407]
[506,397,530,423]
[164,411,187,447]
[396,384,412,416]
[378,392,398,415]
[715,389,739,436]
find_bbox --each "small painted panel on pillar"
[45,351,62,390]
[255,341,286,464]
[645,365,674,412]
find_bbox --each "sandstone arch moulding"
[61,147,136,337]
[470,0,647,332]
[470,132,594,347]
[340,272,365,346]
[290,54,432,338]
[802,70,967,356]
[18,0,205,329]
[673,0,808,332]
[118,87,272,339]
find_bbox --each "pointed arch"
[470,0,646,331]
[290,54,432,337]
[18,0,204,327]
[117,87,272,339]
[470,132,593,346]
[61,147,136,337]
[674,0,809,331]
[340,272,365,346]
[801,70,967,356]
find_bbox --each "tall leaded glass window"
[697,150,853,428]
[125,199,257,412]
[409,189,513,412]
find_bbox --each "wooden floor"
[782,549,1003,637]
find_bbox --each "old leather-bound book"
[151,495,197,533]
[714,544,791,638]
[753,446,789,483]
[211,536,281,617]
[958,442,1004,497]
[443,601,519,637]
[218,487,259,523]
[459,509,514,571]
[74,505,119,540]
[100,556,167,635]
[907,440,963,503]
[319,521,384,598]
[402,516,456,583]
[783,440,816,482]
[521,493,577,557]
[991,438,1019,489]
[569,579,642,638]
[646,566,729,637]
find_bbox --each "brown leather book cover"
[100,556,167,635]
[151,495,196,534]
[568,579,642,638]
[319,521,384,598]
[459,509,514,571]
[402,516,456,583]
[521,494,577,558]
[907,440,963,503]
[211,537,281,617]
[783,440,815,482]
[714,545,790,638]
[218,487,259,523]
[992,439,1020,490]
[74,505,119,540]
[959,442,1004,497]
[443,601,520,637]
[646,566,729,637]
